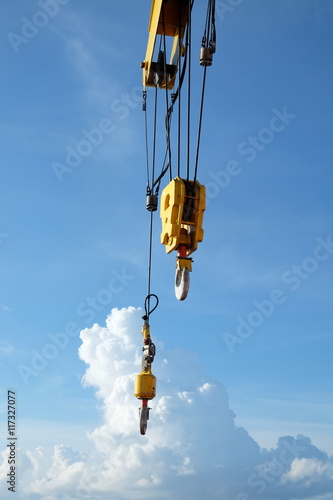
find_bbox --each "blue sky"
[0,1,333,498]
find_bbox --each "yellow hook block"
[160,177,206,255]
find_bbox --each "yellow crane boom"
[141,0,190,89]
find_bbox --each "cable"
[151,3,193,192]
[186,0,191,181]
[147,211,153,297]
[143,89,158,317]
[143,91,151,193]
[162,5,172,182]
[151,83,158,190]
[193,0,216,182]
[193,65,207,182]
[143,293,159,321]
[177,4,182,178]
[145,210,160,320]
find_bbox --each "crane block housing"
[160,177,206,255]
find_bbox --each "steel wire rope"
[151,0,194,192]
[193,0,216,182]
[145,93,159,318]
[149,34,165,194]
[161,3,172,183]
[143,32,165,317]
[193,65,207,182]
[145,80,160,316]
[177,17,182,179]
[152,20,190,194]
[203,1,211,47]
[143,91,151,194]
[151,82,158,191]
[186,0,192,181]
[143,293,159,321]
[142,90,156,316]
[145,209,155,317]
[205,0,216,52]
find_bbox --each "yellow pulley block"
[160,177,206,300]
[160,177,206,255]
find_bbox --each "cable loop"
[143,294,159,321]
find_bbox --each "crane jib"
[142,0,191,89]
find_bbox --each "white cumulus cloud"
[1,306,333,500]
[282,457,333,485]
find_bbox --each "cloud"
[0,304,12,312]
[1,306,332,499]
[282,457,333,485]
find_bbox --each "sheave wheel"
[175,266,190,301]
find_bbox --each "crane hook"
[175,245,192,301]
[139,399,150,435]
[134,317,156,434]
